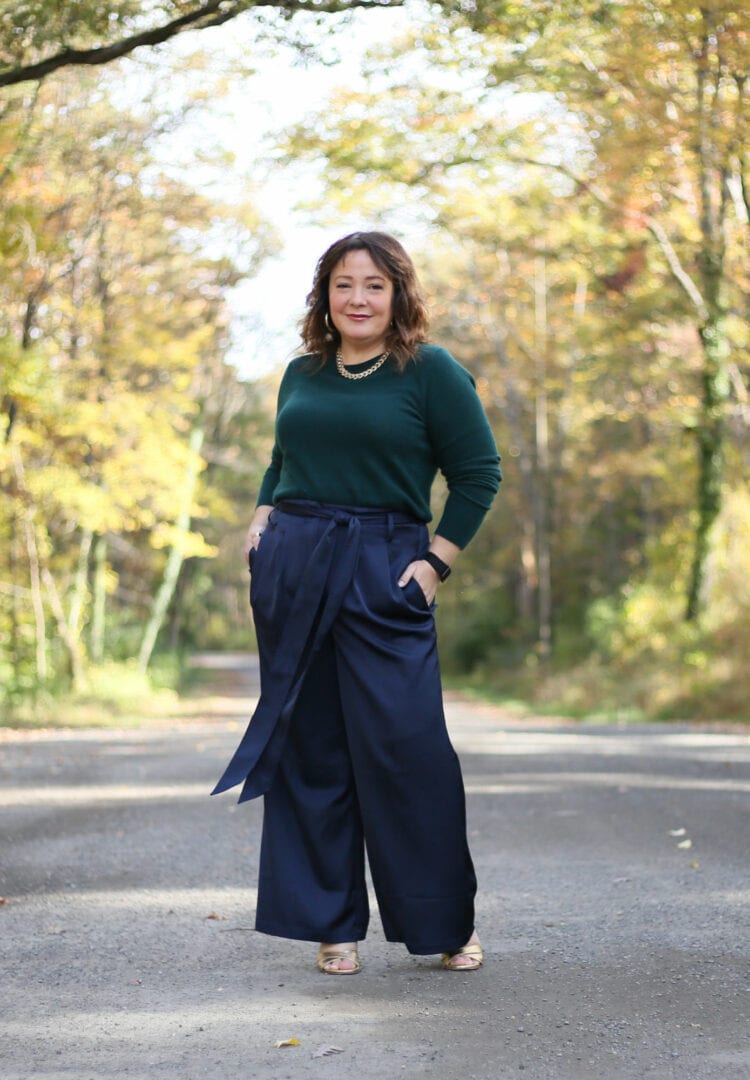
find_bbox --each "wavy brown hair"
[300,231,430,372]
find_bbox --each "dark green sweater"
[257,344,501,548]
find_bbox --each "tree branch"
[0,1,237,86]
[505,153,709,320]
[642,217,708,321]
[0,83,41,187]
[0,0,401,87]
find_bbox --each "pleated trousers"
[212,501,476,955]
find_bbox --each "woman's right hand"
[244,506,273,558]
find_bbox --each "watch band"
[422,550,452,581]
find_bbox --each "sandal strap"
[316,946,361,974]
[441,943,484,969]
[318,948,358,962]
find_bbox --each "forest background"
[1,0,748,726]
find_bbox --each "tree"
[459,0,749,618]
[281,1,749,623]
[0,70,275,703]
[0,0,403,87]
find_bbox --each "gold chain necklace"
[335,348,389,380]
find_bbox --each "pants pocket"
[403,575,431,612]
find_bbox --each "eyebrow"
[332,273,387,282]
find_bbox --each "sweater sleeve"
[256,447,282,507]
[255,362,294,507]
[423,349,502,548]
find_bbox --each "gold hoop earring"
[325,312,335,334]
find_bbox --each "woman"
[213,231,501,974]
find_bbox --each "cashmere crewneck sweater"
[257,344,501,548]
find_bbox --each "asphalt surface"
[1,653,749,1080]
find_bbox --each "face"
[328,249,394,355]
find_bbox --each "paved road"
[1,654,749,1079]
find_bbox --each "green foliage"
[0,0,408,88]
[2,658,183,730]
[0,63,276,717]
[2,1,748,725]
[480,487,750,720]
[271,1,749,717]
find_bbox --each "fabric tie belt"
[211,501,420,802]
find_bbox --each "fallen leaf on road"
[677,839,692,849]
[312,1045,344,1058]
[275,1038,301,1048]
[669,829,687,837]
[0,897,7,905]
[690,859,700,870]
[205,913,229,920]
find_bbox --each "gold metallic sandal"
[441,943,484,972]
[316,944,361,975]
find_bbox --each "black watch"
[422,551,451,582]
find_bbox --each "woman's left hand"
[398,560,440,606]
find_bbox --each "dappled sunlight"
[660,888,750,909]
[643,732,750,750]
[0,985,484,1056]
[449,724,750,763]
[465,782,552,795]
[465,772,750,795]
[0,782,211,809]
[169,698,256,718]
[0,724,239,746]
[190,653,259,671]
[15,885,258,912]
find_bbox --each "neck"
[338,342,387,366]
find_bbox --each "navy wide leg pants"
[212,502,476,955]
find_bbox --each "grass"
[443,651,750,726]
[0,653,257,731]
[1,689,181,732]
[0,658,182,731]
[4,648,748,731]
[444,676,649,724]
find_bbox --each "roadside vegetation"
[2,1,747,726]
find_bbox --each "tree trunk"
[68,528,93,641]
[42,567,86,692]
[685,17,730,620]
[90,535,108,663]
[9,443,47,687]
[475,337,538,625]
[534,257,552,657]
[138,426,205,672]
[686,313,729,619]
[22,516,48,683]
[7,503,22,701]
